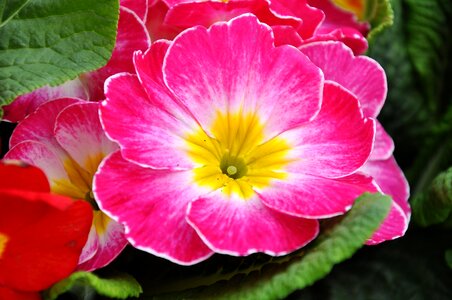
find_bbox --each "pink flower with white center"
[94,14,378,265]
[2,7,150,123]
[5,99,126,271]
[299,41,410,244]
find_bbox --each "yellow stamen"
[186,110,293,200]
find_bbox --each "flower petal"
[0,189,92,291]
[361,156,411,216]
[93,151,213,265]
[282,81,375,178]
[55,102,118,175]
[10,98,81,152]
[77,213,128,271]
[300,41,386,117]
[120,0,149,21]
[366,201,409,245]
[258,173,378,218]
[371,121,395,160]
[164,14,323,136]
[81,7,150,101]
[0,162,50,193]
[2,79,87,123]
[187,192,319,256]
[102,73,195,169]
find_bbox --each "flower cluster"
[1,0,410,294]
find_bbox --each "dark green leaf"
[411,166,452,227]
[135,193,390,299]
[0,0,31,28]
[445,249,452,269]
[0,0,119,105]
[293,228,452,299]
[44,271,142,300]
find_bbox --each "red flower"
[0,162,93,297]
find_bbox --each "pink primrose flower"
[2,7,150,123]
[5,99,126,271]
[299,41,410,244]
[94,14,379,265]
[124,0,367,54]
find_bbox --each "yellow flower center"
[51,153,112,235]
[0,233,8,258]
[186,111,292,200]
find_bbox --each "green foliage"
[411,167,452,227]
[294,228,452,299]
[0,0,119,106]
[44,271,143,300]
[446,249,452,269]
[366,0,394,43]
[130,193,390,299]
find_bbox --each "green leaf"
[0,0,31,28]
[445,249,452,269]
[44,271,143,300]
[367,0,452,187]
[366,0,394,43]
[136,193,390,299]
[411,166,452,227]
[405,0,452,114]
[294,227,452,299]
[0,0,119,106]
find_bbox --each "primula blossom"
[5,99,126,271]
[0,162,92,298]
[94,14,382,265]
[298,41,410,243]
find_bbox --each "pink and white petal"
[282,82,375,178]
[4,141,84,199]
[93,151,213,265]
[9,98,81,155]
[366,201,409,245]
[268,0,324,39]
[81,7,150,101]
[360,156,411,216]
[307,0,369,35]
[2,79,88,123]
[299,41,386,117]
[164,14,322,135]
[55,102,118,175]
[134,41,199,126]
[259,173,378,218]
[120,0,149,21]
[187,192,319,256]
[78,215,128,271]
[78,225,99,265]
[102,73,195,169]
[301,27,368,55]
[370,121,394,161]
[134,40,171,89]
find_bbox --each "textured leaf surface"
[44,271,142,300]
[0,0,119,105]
[366,0,394,42]
[127,193,390,299]
[411,166,452,227]
[294,228,452,299]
